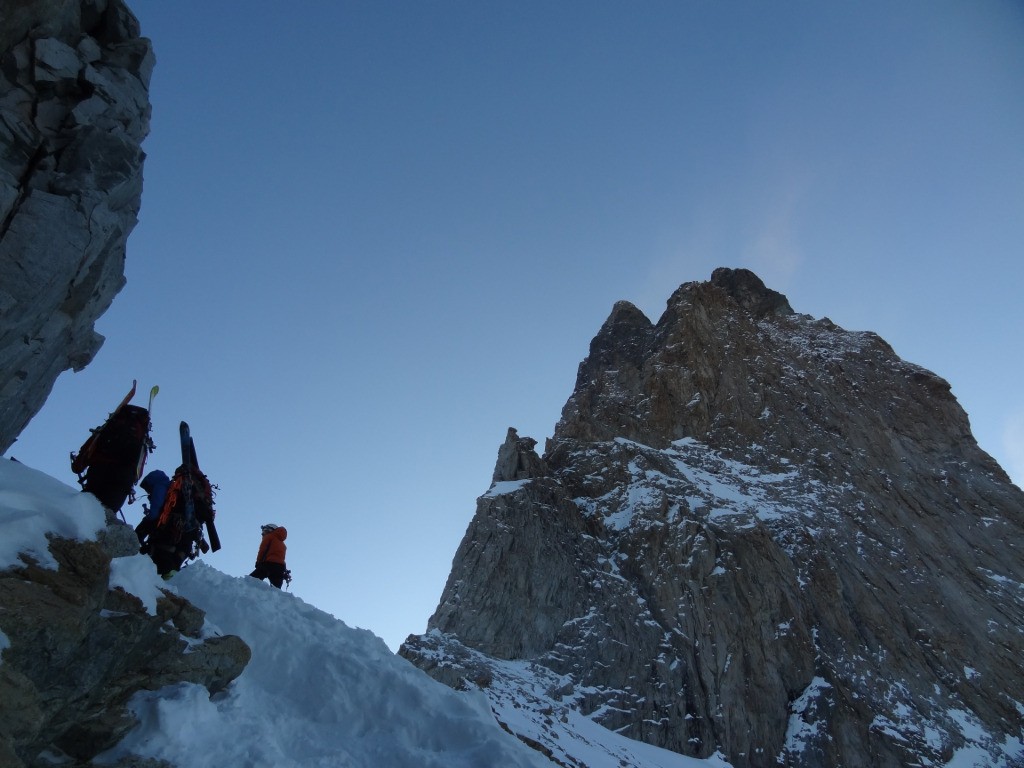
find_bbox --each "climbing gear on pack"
[71,380,155,515]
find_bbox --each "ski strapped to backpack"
[134,385,159,483]
[71,380,156,513]
[155,421,221,558]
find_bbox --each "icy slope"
[99,563,554,768]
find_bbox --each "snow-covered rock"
[0,460,249,767]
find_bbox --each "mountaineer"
[250,523,290,588]
[135,469,170,552]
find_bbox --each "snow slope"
[100,563,554,768]
[0,459,729,767]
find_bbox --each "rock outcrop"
[0,517,250,768]
[0,0,153,453]
[403,268,1024,767]
[492,427,549,483]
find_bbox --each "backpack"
[144,421,220,576]
[71,387,154,512]
[154,463,216,555]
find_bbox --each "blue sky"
[10,1,1024,651]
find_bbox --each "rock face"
[0,0,153,454]
[492,427,549,483]
[402,268,1024,767]
[0,519,250,768]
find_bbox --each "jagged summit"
[555,267,993,485]
[404,269,1024,768]
[559,267,812,448]
[706,266,794,317]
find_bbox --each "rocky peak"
[404,269,1024,768]
[0,0,153,453]
[707,266,794,317]
[554,266,989,489]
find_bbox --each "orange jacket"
[255,526,287,566]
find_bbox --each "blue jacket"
[140,469,170,520]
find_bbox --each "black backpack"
[71,386,154,512]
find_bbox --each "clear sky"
[9,1,1024,652]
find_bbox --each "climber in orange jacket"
[249,523,290,589]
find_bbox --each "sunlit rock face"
[0,0,153,453]
[403,268,1024,768]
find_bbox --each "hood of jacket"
[140,469,170,495]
